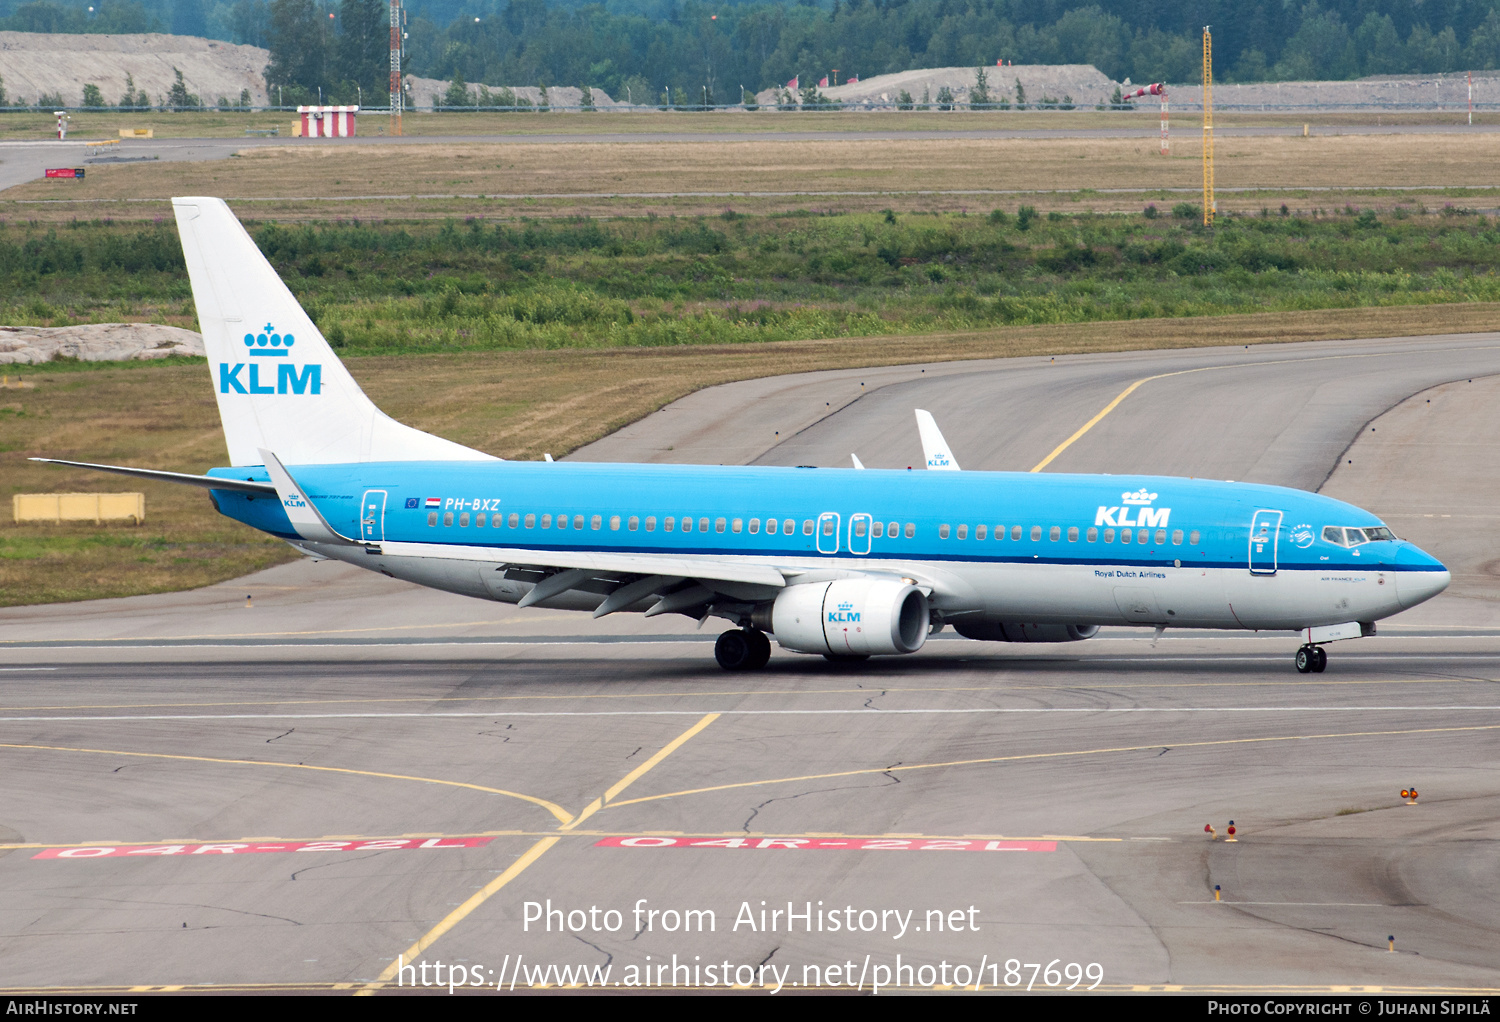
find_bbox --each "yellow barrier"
[118,128,154,138]
[13,493,144,524]
[85,139,120,148]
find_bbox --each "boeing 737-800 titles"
[35,198,1451,672]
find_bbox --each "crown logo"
[1121,488,1158,506]
[838,601,854,612]
[243,322,296,349]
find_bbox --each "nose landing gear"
[715,628,772,671]
[1295,644,1328,674]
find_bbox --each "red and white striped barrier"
[298,105,359,138]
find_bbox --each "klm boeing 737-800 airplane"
[35,198,1451,672]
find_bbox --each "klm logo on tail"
[220,322,320,395]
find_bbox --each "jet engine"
[758,579,930,656]
[951,620,1100,643]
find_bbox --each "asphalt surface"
[1,335,1498,994]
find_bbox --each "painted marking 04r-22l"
[596,837,1057,852]
[33,837,492,859]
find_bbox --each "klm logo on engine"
[1096,488,1171,528]
[219,322,322,395]
[827,600,861,624]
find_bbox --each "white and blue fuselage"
[38,197,1451,672]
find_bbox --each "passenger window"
[1155,529,1166,545]
[1104,528,1114,543]
[443,512,454,527]
[524,514,536,528]
[1049,526,1060,541]
[645,516,656,532]
[1189,530,1200,545]
[1068,526,1079,542]
[854,519,868,537]
[787,519,798,535]
[699,517,710,533]
[956,524,967,540]
[1031,526,1042,541]
[428,512,438,526]
[748,518,759,534]
[1119,528,1131,544]
[1172,529,1183,545]
[976,524,987,540]
[904,522,915,539]
[682,517,693,533]
[494,514,504,528]
[628,516,639,531]
[539,514,550,528]
[508,513,519,528]
[1011,526,1022,541]
[716,518,727,533]
[556,514,567,530]
[872,521,883,538]
[765,518,777,535]
[803,520,815,536]
[592,515,603,530]
[1087,527,1098,542]
[664,516,675,532]
[475,513,486,527]
[1138,529,1149,545]
[573,515,584,530]
[888,521,899,537]
[459,512,470,527]
[610,516,621,531]
[940,524,952,539]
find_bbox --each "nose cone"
[1394,543,1450,610]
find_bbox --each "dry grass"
[6,301,1500,606]
[28,133,1500,196]
[1,108,1492,143]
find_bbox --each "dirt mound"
[757,65,1116,107]
[403,77,619,110]
[0,323,205,364]
[0,31,269,108]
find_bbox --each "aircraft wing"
[378,540,788,590]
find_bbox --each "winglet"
[851,453,865,470]
[259,448,354,544]
[914,409,960,470]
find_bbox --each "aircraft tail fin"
[172,197,494,467]
[914,409,960,470]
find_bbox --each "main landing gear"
[715,628,772,671]
[1295,644,1328,674]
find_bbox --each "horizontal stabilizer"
[29,457,276,495]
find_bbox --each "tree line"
[9,0,1500,105]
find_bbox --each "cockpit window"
[1325,525,1396,547]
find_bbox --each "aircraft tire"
[746,629,772,670]
[1312,646,1328,673]
[715,629,755,671]
[1295,646,1315,674]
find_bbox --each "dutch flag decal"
[425,497,441,508]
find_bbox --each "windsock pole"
[1120,83,1168,155]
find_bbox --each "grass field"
[5,302,1500,606]
[7,131,1500,223]
[3,108,1492,143]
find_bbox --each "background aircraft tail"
[172,197,494,467]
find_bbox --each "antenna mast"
[389,0,403,136]
[1202,26,1215,226]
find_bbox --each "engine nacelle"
[764,579,929,656]
[952,620,1100,643]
